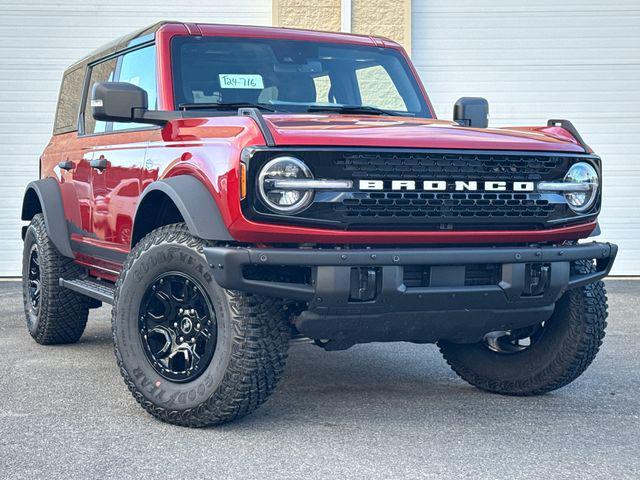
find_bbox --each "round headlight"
[258,156,314,213]
[564,162,599,212]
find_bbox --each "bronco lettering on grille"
[358,180,535,192]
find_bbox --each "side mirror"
[453,97,489,128]
[91,82,148,123]
[91,82,179,126]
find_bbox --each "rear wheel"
[438,261,608,395]
[112,223,290,427]
[22,214,89,344]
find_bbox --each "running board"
[59,277,116,305]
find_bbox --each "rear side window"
[53,67,84,135]
[83,57,117,134]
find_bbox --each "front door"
[80,43,158,264]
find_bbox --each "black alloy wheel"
[113,222,290,426]
[27,244,41,315]
[138,272,217,383]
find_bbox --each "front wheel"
[112,223,290,427]
[438,261,608,396]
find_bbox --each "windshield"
[171,36,431,117]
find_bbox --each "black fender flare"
[21,177,74,258]
[133,175,234,244]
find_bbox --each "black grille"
[325,151,570,228]
[403,264,502,287]
[338,191,556,220]
[245,149,600,231]
[336,151,565,181]
[464,264,503,286]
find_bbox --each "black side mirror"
[453,97,489,128]
[92,82,148,123]
[91,82,180,126]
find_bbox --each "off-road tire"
[112,223,290,427]
[438,260,608,395]
[22,213,89,344]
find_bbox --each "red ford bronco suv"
[22,22,617,427]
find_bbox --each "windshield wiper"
[179,102,276,112]
[306,105,413,117]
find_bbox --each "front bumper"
[204,242,617,344]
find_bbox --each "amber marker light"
[240,162,247,200]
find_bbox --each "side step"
[59,277,116,305]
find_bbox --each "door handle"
[90,157,109,170]
[58,159,74,171]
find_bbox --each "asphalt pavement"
[0,279,638,479]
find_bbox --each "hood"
[263,114,586,153]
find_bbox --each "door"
[83,44,158,257]
[44,66,94,242]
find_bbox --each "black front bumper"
[204,242,617,344]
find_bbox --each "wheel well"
[131,191,185,246]
[22,188,43,221]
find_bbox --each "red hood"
[263,114,586,153]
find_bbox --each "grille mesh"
[403,264,502,287]
[335,151,567,181]
[328,151,570,227]
[337,192,557,220]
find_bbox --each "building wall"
[352,0,411,53]
[273,0,342,32]
[273,0,411,52]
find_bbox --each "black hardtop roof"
[66,21,170,73]
[64,20,393,76]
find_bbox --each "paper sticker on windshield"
[219,74,264,89]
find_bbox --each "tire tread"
[112,223,290,427]
[22,214,89,345]
[439,260,608,396]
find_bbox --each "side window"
[53,67,84,134]
[112,44,157,131]
[355,65,407,112]
[84,57,117,134]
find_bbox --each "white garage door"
[412,0,640,275]
[0,1,271,276]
